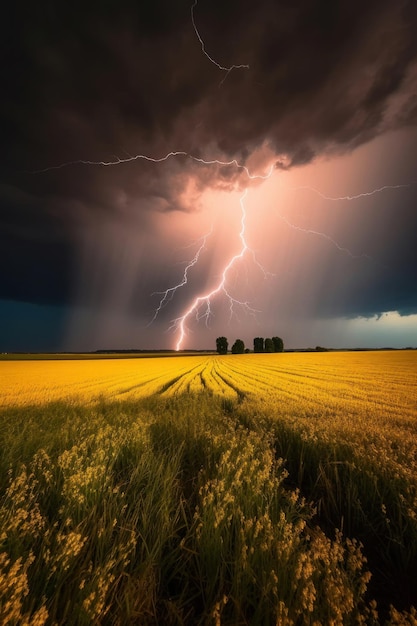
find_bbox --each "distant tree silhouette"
[231,339,245,354]
[253,337,264,353]
[272,336,284,352]
[264,338,274,353]
[216,336,228,355]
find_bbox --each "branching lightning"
[169,189,263,351]
[294,181,417,201]
[275,180,417,259]
[191,0,249,84]
[32,151,273,180]
[148,228,212,325]
[275,213,370,259]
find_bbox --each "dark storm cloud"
[0,183,73,305]
[4,0,417,172]
[306,186,417,318]
[1,0,416,318]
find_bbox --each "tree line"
[216,336,284,355]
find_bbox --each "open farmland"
[0,351,416,624]
[2,350,416,409]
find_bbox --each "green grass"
[1,394,416,624]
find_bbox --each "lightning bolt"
[293,181,417,201]
[170,189,263,351]
[191,0,249,84]
[275,180,417,258]
[148,228,212,325]
[32,151,273,181]
[276,213,370,259]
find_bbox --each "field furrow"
[1,350,417,623]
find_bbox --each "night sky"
[1,0,417,351]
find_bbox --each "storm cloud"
[1,0,416,350]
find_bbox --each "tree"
[272,336,284,352]
[231,339,245,354]
[264,338,274,353]
[216,336,228,355]
[253,337,264,353]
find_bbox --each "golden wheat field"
[2,350,416,409]
[1,350,417,625]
